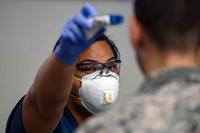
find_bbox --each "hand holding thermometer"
[85,14,124,38]
[55,3,124,64]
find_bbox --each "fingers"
[56,3,102,64]
[74,13,93,30]
[74,3,97,30]
[62,17,87,43]
[61,3,102,43]
[61,18,77,43]
[81,3,97,18]
[69,19,86,41]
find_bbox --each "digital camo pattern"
[76,68,200,133]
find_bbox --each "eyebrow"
[107,57,115,61]
[78,57,116,64]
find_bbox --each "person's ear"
[129,16,144,49]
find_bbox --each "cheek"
[71,79,81,96]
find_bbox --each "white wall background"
[0,0,143,132]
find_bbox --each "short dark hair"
[53,34,120,61]
[134,0,200,51]
[95,34,121,61]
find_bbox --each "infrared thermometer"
[86,14,124,38]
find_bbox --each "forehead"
[78,40,115,63]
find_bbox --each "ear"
[129,16,143,49]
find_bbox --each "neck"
[66,97,92,125]
[144,50,199,76]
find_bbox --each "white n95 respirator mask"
[73,70,119,114]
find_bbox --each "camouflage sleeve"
[76,81,200,133]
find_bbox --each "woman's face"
[71,40,119,99]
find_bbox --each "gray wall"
[0,1,143,132]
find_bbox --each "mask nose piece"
[105,69,109,74]
[99,68,109,75]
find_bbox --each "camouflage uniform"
[76,68,200,133]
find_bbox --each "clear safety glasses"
[76,60,121,75]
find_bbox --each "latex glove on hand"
[55,3,106,64]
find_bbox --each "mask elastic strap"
[71,94,81,102]
[73,76,81,81]
[71,76,82,103]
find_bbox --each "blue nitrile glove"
[55,3,106,64]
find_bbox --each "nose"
[99,68,109,75]
[105,69,109,74]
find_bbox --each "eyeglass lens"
[76,60,121,74]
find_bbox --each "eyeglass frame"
[76,59,121,75]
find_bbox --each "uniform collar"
[137,67,200,93]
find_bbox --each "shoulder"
[54,108,78,133]
[77,92,200,132]
[76,68,200,133]
[76,74,200,133]
[6,96,25,133]
[6,97,77,133]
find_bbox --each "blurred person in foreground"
[76,0,200,132]
[6,3,121,133]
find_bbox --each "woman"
[6,3,121,133]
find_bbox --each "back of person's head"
[134,0,200,52]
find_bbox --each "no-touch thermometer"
[86,14,124,38]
